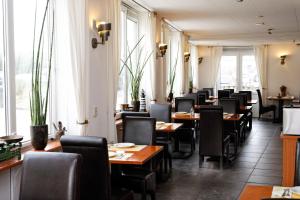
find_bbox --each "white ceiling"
[138,0,300,46]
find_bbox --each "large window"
[218,49,259,92]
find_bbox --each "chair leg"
[168,154,172,171]
[150,191,156,200]
[220,156,223,170]
[199,155,204,167]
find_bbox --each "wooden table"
[109,145,163,165]
[247,99,258,104]
[281,133,300,186]
[156,123,183,133]
[240,106,252,111]
[239,185,273,200]
[205,99,217,104]
[172,113,243,121]
[268,96,294,122]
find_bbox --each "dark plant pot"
[167,92,173,102]
[189,88,193,93]
[132,101,140,112]
[30,125,48,150]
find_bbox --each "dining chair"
[184,93,198,105]
[199,106,232,169]
[174,97,196,154]
[60,136,134,200]
[224,89,234,94]
[218,90,230,99]
[295,139,300,185]
[257,89,276,122]
[198,93,207,105]
[197,90,209,100]
[123,116,157,200]
[239,90,252,104]
[19,152,82,200]
[149,103,173,173]
[203,88,214,96]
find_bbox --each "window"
[0,0,6,136]
[218,49,259,92]
[117,5,139,109]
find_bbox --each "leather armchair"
[19,152,82,200]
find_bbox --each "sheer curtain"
[178,32,185,95]
[190,45,199,90]
[254,45,268,104]
[139,11,156,103]
[210,46,223,89]
[106,0,121,142]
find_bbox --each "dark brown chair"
[199,106,232,169]
[218,90,230,99]
[198,93,207,105]
[257,89,276,122]
[19,152,82,200]
[184,93,198,105]
[239,91,252,105]
[60,136,134,200]
[197,90,209,100]
[203,88,214,96]
[224,89,234,94]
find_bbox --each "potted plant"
[120,36,153,111]
[167,43,179,102]
[30,0,54,150]
[189,80,193,94]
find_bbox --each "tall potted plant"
[120,36,153,111]
[30,0,54,150]
[167,43,179,102]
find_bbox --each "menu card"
[271,186,300,198]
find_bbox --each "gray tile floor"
[156,119,282,200]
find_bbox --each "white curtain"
[106,0,121,143]
[254,45,268,104]
[210,46,223,88]
[178,32,185,96]
[139,12,156,103]
[190,45,199,90]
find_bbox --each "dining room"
[1,0,300,200]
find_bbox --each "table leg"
[278,100,284,123]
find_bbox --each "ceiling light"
[268,28,273,34]
[257,15,264,18]
[256,22,265,26]
[236,0,244,2]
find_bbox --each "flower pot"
[167,92,173,102]
[132,101,140,112]
[30,125,48,150]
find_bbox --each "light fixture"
[255,22,265,26]
[184,52,190,62]
[92,22,112,48]
[198,57,203,64]
[280,55,287,65]
[268,28,273,35]
[157,43,168,57]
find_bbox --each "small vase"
[132,101,140,112]
[30,125,48,150]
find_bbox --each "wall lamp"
[92,22,112,48]
[280,55,287,65]
[157,43,168,57]
[198,57,203,64]
[184,52,190,62]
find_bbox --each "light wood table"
[171,113,243,121]
[247,99,258,104]
[281,133,300,186]
[109,145,163,165]
[156,123,183,133]
[239,185,273,200]
[268,96,294,122]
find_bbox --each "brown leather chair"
[218,90,230,99]
[60,136,133,200]
[257,89,276,122]
[19,152,82,200]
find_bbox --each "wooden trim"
[239,185,273,200]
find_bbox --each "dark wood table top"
[109,145,163,165]
[239,185,273,200]
[267,96,295,101]
[172,113,243,121]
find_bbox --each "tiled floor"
[155,119,282,200]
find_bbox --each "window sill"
[0,140,61,172]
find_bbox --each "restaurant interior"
[1,0,300,199]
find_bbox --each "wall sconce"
[198,57,203,64]
[91,22,112,48]
[280,55,287,65]
[157,43,168,57]
[184,52,190,62]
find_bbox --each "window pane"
[14,0,50,140]
[241,55,259,91]
[0,0,6,136]
[220,56,237,90]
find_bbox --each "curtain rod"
[131,0,152,13]
[162,18,182,32]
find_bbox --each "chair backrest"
[230,93,247,107]
[257,89,263,111]
[123,116,156,145]
[175,97,195,112]
[224,89,234,94]
[184,93,198,105]
[20,152,81,200]
[197,90,209,99]
[198,93,207,105]
[199,106,224,157]
[149,103,171,122]
[218,90,230,99]
[60,136,111,200]
[121,111,150,120]
[203,88,214,96]
[239,90,252,101]
[295,139,300,185]
[219,97,240,114]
